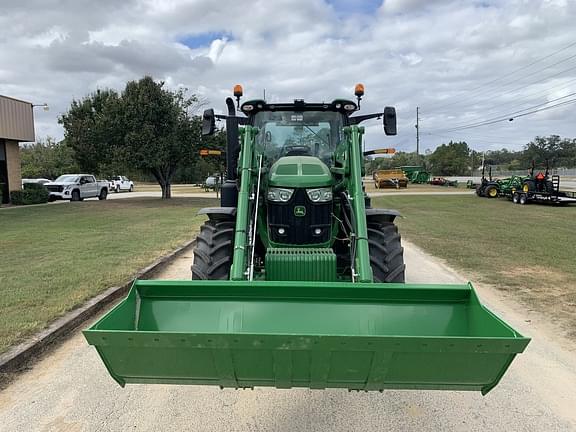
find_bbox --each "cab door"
[82,176,97,198]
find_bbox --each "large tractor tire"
[191,220,235,280]
[367,222,405,283]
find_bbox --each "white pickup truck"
[45,174,109,202]
[108,176,134,193]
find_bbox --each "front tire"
[367,221,406,282]
[71,190,81,202]
[191,220,235,280]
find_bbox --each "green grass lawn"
[372,195,576,337]
[0,197,217,353]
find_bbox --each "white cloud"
[0,0,575,152]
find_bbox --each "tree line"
[21,75,576,192]
[366,136,576,176]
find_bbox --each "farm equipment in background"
[466,180,478,189]
[85,85,529,394]
[373,169,408,189]
[476,165,524,198]
[429,177,458,187]
[399,166,431,184]
[512,160,576,205]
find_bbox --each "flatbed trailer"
[511,189,576,205]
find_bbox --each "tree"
[20,137,79,179]
[59,76,204,198]
[428,141,470,175]
[59,89,119,174]
[520,135,576,168]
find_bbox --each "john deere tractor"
[85,85,529,394]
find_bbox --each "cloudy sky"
[1,0,575,153]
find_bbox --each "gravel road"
[1,242,575,431]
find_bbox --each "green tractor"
[84,85,529,394]
[476,165,525,198]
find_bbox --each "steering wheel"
[281,145,312,156]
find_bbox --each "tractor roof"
[240,99,358,116]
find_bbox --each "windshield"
[253,111,343,166]
[54,175,78,183]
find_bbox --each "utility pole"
[415,106,420,155]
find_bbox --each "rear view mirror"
[383,106,397,136]
[202,109,215,136]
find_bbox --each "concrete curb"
[0,239,196,374]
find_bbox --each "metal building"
[0,95,35,204]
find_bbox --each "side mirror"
[383,106,397,136]
[202,108,215,136]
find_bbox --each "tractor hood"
[268,156,332,188]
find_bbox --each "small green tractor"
[476,165,525,198]
[85,85,529,394]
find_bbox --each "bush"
[10,183,49,205]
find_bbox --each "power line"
[428,59,576,120]
[433,98,576,133]
[433,91,576,133]
[429,39,576,111]
[417,73,576,128]
[436,92,576,130]
[437,75,576,125]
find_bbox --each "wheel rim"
[489,189,497,197]
[523,184,529,192]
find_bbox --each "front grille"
[267,189,332,245]
[46,185,63,192]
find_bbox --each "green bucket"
[84,280,529,394]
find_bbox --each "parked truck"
[45,174,108,202]
[108,176,134,193]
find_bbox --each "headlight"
[267,187,294,202]
[306,187,332,202]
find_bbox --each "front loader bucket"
[84,280,529,394]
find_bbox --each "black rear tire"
[98,188,108,200]
[191,220,235,280]
[367,222,406,283]
[519,194,528,205]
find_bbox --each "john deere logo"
[294,206,306,217]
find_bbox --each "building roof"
[0,95,35,142]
